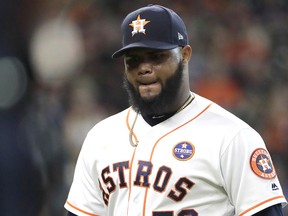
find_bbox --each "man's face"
[123,47,184,115]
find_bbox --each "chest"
[96,124,225,195]
[93,115,234,215]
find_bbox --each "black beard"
[123,62,184,115]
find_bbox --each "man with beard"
[65,5,287,216]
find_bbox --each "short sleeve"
[220,128,287,215]
[64,132,106,216]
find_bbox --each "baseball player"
[65,4,287,216]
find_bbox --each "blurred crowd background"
[0,0,287,215]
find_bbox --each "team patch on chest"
[173,141,195,161]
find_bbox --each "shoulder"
[192,93,263,151]
[74,107,132,170]
[88,107,130,135]
[78,108,130,154]
[193,93,252,131]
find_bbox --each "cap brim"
[112,41,178,58]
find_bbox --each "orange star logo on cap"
[129,15,150,36]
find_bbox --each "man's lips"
[138,81,161,95]
[136,77,161,97]
[138,81,157,86]
[138,80,159,91]
[139,82,159,88]
[136,77,158,85]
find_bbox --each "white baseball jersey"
[65,93,287,216]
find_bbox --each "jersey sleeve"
[220,127,287,216]
[64,131,106,216]
[254,204,284,216]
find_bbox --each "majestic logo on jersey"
[129,15,151,36]
[173,141,195,161]
[271,183,279,191]
[250,148,276,179]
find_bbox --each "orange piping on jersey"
[239,195,286,216]
[66,200,99,216]
[142,102,213,216]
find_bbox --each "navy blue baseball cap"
[112,4,188,58]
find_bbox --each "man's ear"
[182,45,192,64]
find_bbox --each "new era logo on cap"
[112,4,188,58]
[178,32,184,40]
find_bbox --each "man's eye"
[151,53,165,61]
[125,56,140,67]
[152,53,160,58]
[125,56,138,63]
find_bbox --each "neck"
[141,92,194,126]
[175,92,194,113]
[156,89,192,115]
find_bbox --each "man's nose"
[138,61,153,75]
